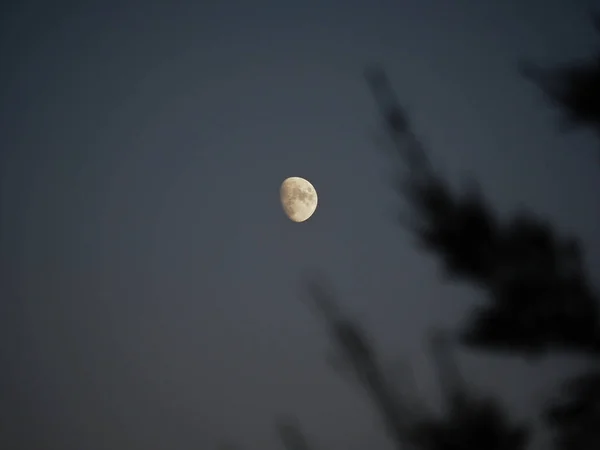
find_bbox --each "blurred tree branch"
[275,416,315,450]
[304,273,422,450]
[303,273,531,450]
[364,65,600,358]
[519,13,600,160]
[516,13,600,448]
[364,57,600,450]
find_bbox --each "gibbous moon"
[280,177,318,222]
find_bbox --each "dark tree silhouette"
[304,274,422,450]
[409,331,530,450]
[275,416,315,450]
[303,274,530,450]
[518,15,600,446]
[520,13,600,156]
[365,66,600,357]
[364,59,600,450]
[410,396,530,450]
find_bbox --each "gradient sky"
[2,1,600,449]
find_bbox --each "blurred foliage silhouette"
[364,65,600,358]
[303,273,531,450]
[409,396,530,450]
[520,13,600,156]
[304,273,424,449]
[519,13,600,449]
[275,415,315,450]
[361,25,600,447]
[413,333,530,450]
[518,55,600,445]
[543,368,600,449]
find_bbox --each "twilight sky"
[1,1,600,449]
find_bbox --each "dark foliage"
[407,332,531,450]
[544,368,600,450]
[410,396,530,450]
[304,274,531,450]
[365,60,600,450]
[520,13,600,161]
[276,416,314,450]
[365,66,600,358]
[519,14,600,448]
[521,55,600,133]
[305,275,421,450]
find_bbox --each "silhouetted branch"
[520,56,600,135]
[275,416,315,450]
[365,65,600,358]
[365,65,434,183]
[303,273,425,450]
[544,368,600,450]
[519,14,600,163]
[410,395,531,450]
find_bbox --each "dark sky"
[1,1,600,449]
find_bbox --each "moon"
[280,177,318,222]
